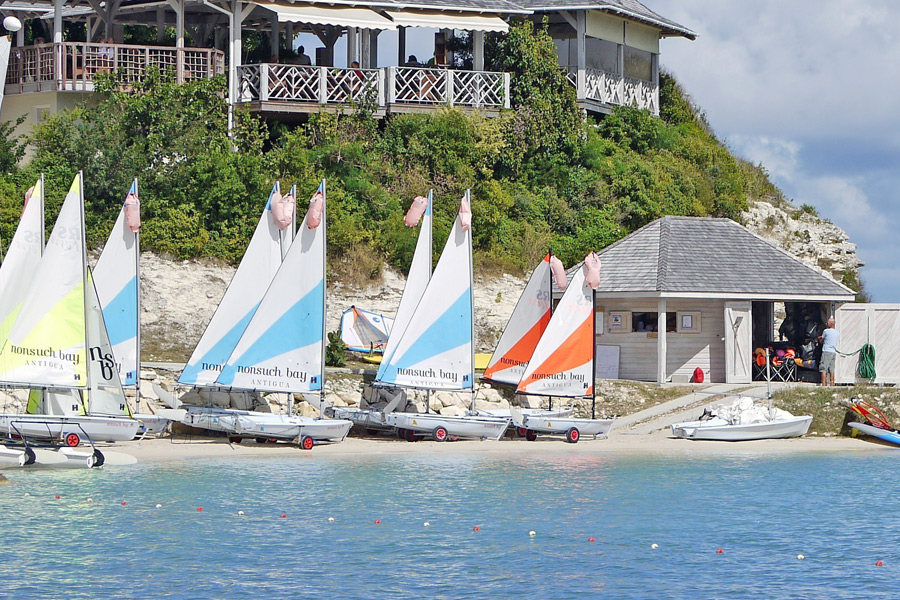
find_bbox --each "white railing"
[238,64,509,110]
[565,66,659,115]
[4,42,225,93]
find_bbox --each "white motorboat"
[386,411,509,441]
[670,397,812,441]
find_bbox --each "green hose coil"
[857,343,876,380]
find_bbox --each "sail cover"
[517,263,594,397]
[179,183,284,386]
[483,254,552,385]
[0,174,87,387]
[377,194,473,391]
[94,179,140,386]
[376,191,433,381]
[215,181,327,393]
[340,306,394,353]
[0,176,44,368]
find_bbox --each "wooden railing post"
[260,64,269,101]
[377,68,385,107]
[387,66,396,104]
[319,66,327,104]
[446,69,454,106]
[503,72,510,109]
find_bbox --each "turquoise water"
[1,449,897,599]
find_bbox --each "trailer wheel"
[65,433,80,447]
[255,437,268,444]
[566,427,580,443]
[516,427,528,438]
[300,435,314,450]
[404,428,418,442]
[228,436,243,444]
[432,426,449,442]
[397,428,407,439]
[525,429,538,442]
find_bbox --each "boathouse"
[566,216,856,384]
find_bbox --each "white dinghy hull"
[0,414,141,444]
[232,413,353,442]
[511,408,614,442]
[670,415,813,441]
[386,412,509,441]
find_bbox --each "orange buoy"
[197,507,203,512]
[374,519,381,524]
[716,548,724,554]
[120,500,126,505]
[588,537,596,543]
[876,560,884,566]
[281,513,287,518]
[473,526,480,532]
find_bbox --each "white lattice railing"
[4,43,225,93]
[565,67,659,115]
[238,64,508,110]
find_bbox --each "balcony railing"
[4,42,225,93]
[238,64,510,111]
[565,66,658,115]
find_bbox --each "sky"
[648,0,900,302]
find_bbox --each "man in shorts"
[819,316,839,386]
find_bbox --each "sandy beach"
[97,429,891,463]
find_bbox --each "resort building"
[1,0,694,136]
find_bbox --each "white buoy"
[87,497,93,503]
[238,510,245,516]
[651,543,659,549]
[24,492,29,497]
[423,522,430,527]
[3,16,23,32]
[797,554,805,560]
[529,530,536,537]
[155,503,162,508]
[327,516,335,522]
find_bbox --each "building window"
[632,312,676,332]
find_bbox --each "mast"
[134,177,141,406]
[467,189,475,412]
[319,178,327,416]
[79,171,91,406]
[591,286,596,419]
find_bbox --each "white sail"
[0,174,87,387]
[517,265,595,397]
[377,193,473,391]
[483,254,552,385]
[215,181,326,393]
[0,176,45,371]
[85,269,131,416]
[179,183,284,386]
[93,179,140,386]
[376,191,433,381]
[0,37,10,114]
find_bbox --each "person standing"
[819,316,840,386]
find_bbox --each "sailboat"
[380,192,509,441]
[327,192,434,430]
[510,253,615,443]
[93,179,183,436]
[480,253,573,424]
[339,306,394,354]
[0,173,140,465]
[177,181,293,435]
[208,180,351,449]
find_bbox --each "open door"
[724,302,752,384]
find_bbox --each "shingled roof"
[518,0,696,39]
[565,216,855,300]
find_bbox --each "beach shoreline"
[89,430,891,463]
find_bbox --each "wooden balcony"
[3,42,225,94]
[237,64,511,117]
[565,66,659,116]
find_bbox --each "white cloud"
[727,135,800,183]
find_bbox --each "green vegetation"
[0,23,826,283]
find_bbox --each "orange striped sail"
[483,255,552,385]
[516,263,594,397]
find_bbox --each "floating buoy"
[651,543,659,549]
[374,519,381,524]
[529,531,536,537]
[238,511,245,516]
[716,548,724,554]
[24,493,29,497]
[55,495,61,499]
[197,507,203,512]
[327,517,334,522]
[797,554,805,560]
[473,526,480,532]
[588,537,596,543]
[155,504,162,509]
[876,560,884,567]
[423,522,430,527]
[87,498,93,503]
[281,513,287,518]
[121,500,127,505]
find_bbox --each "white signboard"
[595,344,620,379]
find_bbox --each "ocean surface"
[1,447,897,599]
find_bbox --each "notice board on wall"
[595,344,620,379]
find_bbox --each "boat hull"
[385,412,509,440]
[0,414,141,443]
[670,415,813,441]
[181,407,351,442]
[848,421,900,446]
[516,414,615,439]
